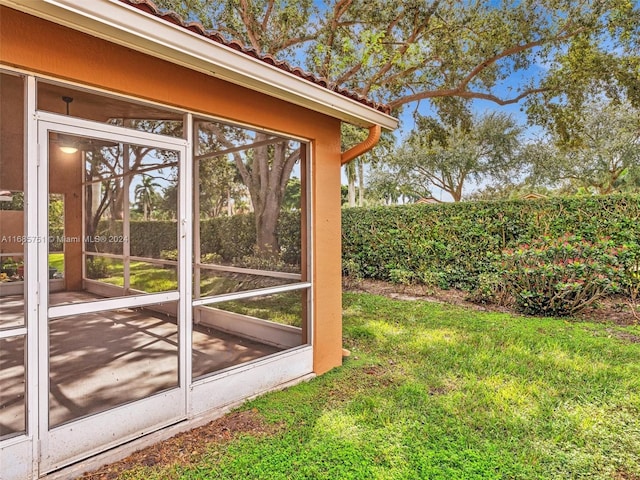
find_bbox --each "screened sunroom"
[1,72,313,471]
[0,1,396,478]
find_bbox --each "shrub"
[160,249,178,262]
[467,272,510,306]
[86,256,110,279]
[342,257,363,280]
[389,268,417,285]
[617,241,640,301]
[341,195,640,294]
[501,235,624,316]
[201,252,222,264]
[234,250,299,273]
[0,257,19,277]
[102,212,301,266]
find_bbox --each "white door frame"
[36,114,190,473]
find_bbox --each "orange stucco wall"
[0,6,343,374]
[49,148,84,291]
[0,210,24,255]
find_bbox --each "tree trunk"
[348,178,356,207]
[255,195,280,258]
[357,159,365,207]
[232,135,300,259]
[343,161,356,207]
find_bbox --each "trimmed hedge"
[95,211,301,264]
[341,195,640,291]
[86,195,639,299]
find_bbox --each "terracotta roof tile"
[118,0,391,115]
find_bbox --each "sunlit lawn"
[112,292,640,479]
[215,292,302,327]
[96,260,302,325]
[48,252,64,274]
[98,260,178,292]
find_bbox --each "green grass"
[94,254,300,300]
[116,293,640,479]
[215,291,303,326]
[97,260,178,292]
[48,253,64,273]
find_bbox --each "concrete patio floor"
[0,290,281,438]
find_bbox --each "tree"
[155,1,639,227]
[282,177,301,211]
[134,175,161,221]
[341,124,395,207]
[198,156,243,218]
[236,137,300,255]
[525,100,640,194]
[197,121,300,256]
[157,0,638,111]
[366,169,421,205]
[380,112,522,202]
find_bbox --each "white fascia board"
[2,0,398,131]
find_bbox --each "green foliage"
[107,211,301,265]
[342,194,640,295]
[525,100,640,195]
[159,249,178,262]
[501,235,624,316]
[373,113,521,202]
[234,251,299,274]
[388,268,417,286]
[115,294,640,479]
[379,112,523,202]
[467,272,509,305]
[0,191,23,211]
[619,240,640,300]
[86,256,110,279]
[129,221,177,258]
[0,257,20,276]
[158,1,639,129]
[200,252,222,264]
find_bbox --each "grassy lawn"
[92,259,298,301]
[102,293,640,479]
[96,260,178,292]
[215,291,303,326]
[48,253,64,273]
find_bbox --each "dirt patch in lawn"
[613,471,640,480]
[80,409,280,479]
[606,328,640,343]
[345,277,640,326]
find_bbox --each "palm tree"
[134,175,160,221]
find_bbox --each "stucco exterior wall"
[0,6,343,374]
[0,210,23,255]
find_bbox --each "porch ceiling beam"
[1,0,399,131]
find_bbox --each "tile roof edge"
[117,0,392,116]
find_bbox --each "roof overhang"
[1,0,398,131]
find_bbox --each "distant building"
[416,197,440,204]
[520,193,548,200]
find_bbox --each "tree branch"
[389,86,549,108]
[261,0,274,32]
[321,0,354,77]
[364,0,442,94]
[238,0,261,50]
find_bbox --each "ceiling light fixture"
[59,96,78,154]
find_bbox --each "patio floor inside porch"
[0,290,282,437]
